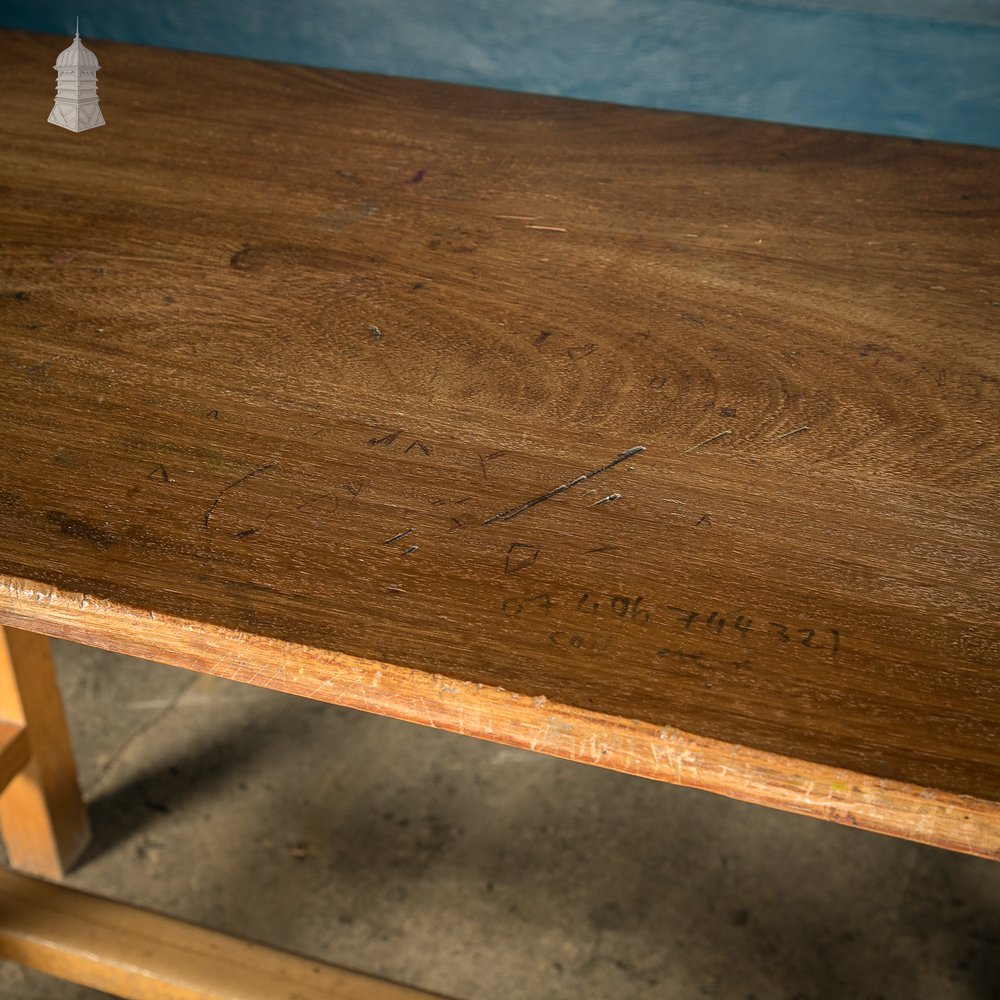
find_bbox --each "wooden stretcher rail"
[0,868,450,1000]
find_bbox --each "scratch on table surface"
[772,425,810,441]
[680,430,731,455]
[207,649,239,680]
[484,445,645,525]
[384,528,414,545]
[353,684,372,713]
[308,678,333,699]
[296,491,339,514]
[591,493,622,507]
[802,780,818,807]
[243,661,278,688]
[204,463,277,528]
[651,738,697,781]
[529,720,550,752]
[417,696,439,729]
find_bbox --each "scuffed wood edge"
[1,575,997,861]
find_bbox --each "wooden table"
[0,26,998,997]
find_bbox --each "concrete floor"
[2,640,999,999]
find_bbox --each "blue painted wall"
[4,1,999,146]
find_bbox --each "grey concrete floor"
[2,639,999,999]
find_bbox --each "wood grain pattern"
[0,31,997,858]
[0,626,89,877]
[0,868,450,999]
[0,722,30,797]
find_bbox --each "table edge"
[1,573,996,861]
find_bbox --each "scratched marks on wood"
[368,429,432,455]
[479,450,507,481]
[130,422,717,643]
[591,493,621,508]
[566,343,597,362]
[2,32,997,860]
[196,465,363,542]
[483,445,645,525]
[368,430,402,448]
[166,460,366,548]
[165,422,654,597]
[203,464,277,529]
[291,481,366,531]
[771,426,810,442]
[504,543,540,575]
[529,329,598,363]
[338,432,651,576]
[296,492,339,516]
[624,330,650,348]
[681,430,731,455]
[384,529,415,546]
[384,529,419,556]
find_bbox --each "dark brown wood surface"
[1,30,998,858]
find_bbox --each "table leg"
[0,626,89,878]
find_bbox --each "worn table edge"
[1,575,996,861]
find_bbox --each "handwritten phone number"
[500,592,841,658]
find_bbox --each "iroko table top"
[1,30,998,859]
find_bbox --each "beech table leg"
[0,626,89,878]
